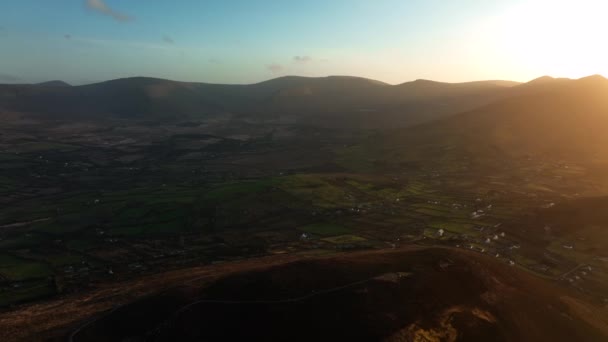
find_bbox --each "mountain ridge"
[0,74,605,130]
[1,74,526,88]
[0,75,522,126]
[383,72,608,166]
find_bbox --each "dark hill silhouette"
[0,75,519,126]
[36,80,71,87]
[68,247,608,342]
[389,75,608,164]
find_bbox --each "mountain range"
[1,74,607,160]
[0,75,522,126]
[388,75,608,163]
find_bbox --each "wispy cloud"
[293,56,312,63]
[0,73,20,82]
[85,0,133,22]
[163,35,174,44]
[72,37,172,51]
[267,63,284,74]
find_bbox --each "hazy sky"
[0,0,606,85]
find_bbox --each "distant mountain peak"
[256,75,389,86]
[574,74,608,91]
[525,74,607,86]
[529,76,555,83]
[520,76,572,88]
[578,74,607,82]
[37,80,71,87]
[525,75,574,85]
[411,79,442,85]
[397,79,444,88]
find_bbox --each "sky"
[0,0,607,85]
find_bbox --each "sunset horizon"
[2,1,608,341]
[2,0,607,85]
[4,72,608,87]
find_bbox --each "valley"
[1,75,608,341]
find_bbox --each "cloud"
[162,35,174,44]
[71,37,172,51]
[267,63,284,74]
[85,0,133,22]
[0,73,20,82]
[64,34,72,40]
[293,56,312,63]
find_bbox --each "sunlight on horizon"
[1,0,607,84]
[488,0,608,81]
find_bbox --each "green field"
[0,254,52,281]
[298,223,351,237]
[203,179,278,201]
[322,234,368,244]
[0,112,606,310]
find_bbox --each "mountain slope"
[36,80,71,87]
[0,76,519,126]
[387,75,608,163]
[66,247,608,342]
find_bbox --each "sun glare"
[495,0,608,79]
